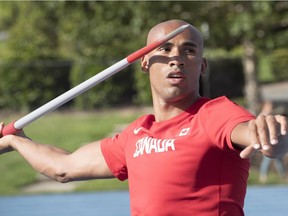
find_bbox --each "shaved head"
[147,20,204,54]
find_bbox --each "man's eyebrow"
[182,41,198,48]
[159,41,198,48]
[159,42,173,47]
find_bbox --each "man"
[0,20,287,215]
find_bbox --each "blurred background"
[0,0,288,201]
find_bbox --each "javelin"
[2,24,189,136]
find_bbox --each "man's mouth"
[167,71,185,79]
[167,71,185,84]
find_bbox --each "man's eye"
[186,48,196,54]
[159,47,171,52]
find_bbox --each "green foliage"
[70,61,136,110]
[0,2,71,111]
[133,66,152,105]
[0,59,71,111]
[202,1,288,50]
[45,1,149,109]
[0,1,287,110]
[270,49,288,81]
[258,55,274,83]
[207,57,244,99]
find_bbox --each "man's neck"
[153,94,200,122]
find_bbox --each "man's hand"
[0,122,14,154]
[0,122,29,154]
[240,115,288,159]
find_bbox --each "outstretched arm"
[231,115,288,159]
[0,123,113,182]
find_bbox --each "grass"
[0,107,287,195]
[75,178,128,192]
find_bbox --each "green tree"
[0,2,70,111]
[58,1,140,109]
[1,1,286,112]
[197,1,288,113]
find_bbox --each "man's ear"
[200,58,207,77]
[141,56,149,73]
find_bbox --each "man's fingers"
[257,115,272,150]
[240,145,258,159]
[263,115,287,147]
[0,122,4,137]
[266,115,279,145]
[248,120,263,150]
[275,115,287,136]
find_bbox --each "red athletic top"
[101,96,255,216]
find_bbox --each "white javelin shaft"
[2,24,189,135]
[14,59,129,129]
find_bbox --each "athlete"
[0,20,287,215]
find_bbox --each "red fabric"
[101,96,255,216]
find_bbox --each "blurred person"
[259,155,286,183]
[1,20,288,216]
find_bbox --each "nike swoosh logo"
[134,127,142,135]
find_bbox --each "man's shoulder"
[199,96,235,109]
[186,96,230,114]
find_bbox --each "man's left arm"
[231,114,288,159]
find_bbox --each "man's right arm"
[0,123,114,182]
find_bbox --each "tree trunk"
[242,39,262,115]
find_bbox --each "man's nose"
[168,48,184,67]
[168,56,184,67]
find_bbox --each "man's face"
[142,23,206,104]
